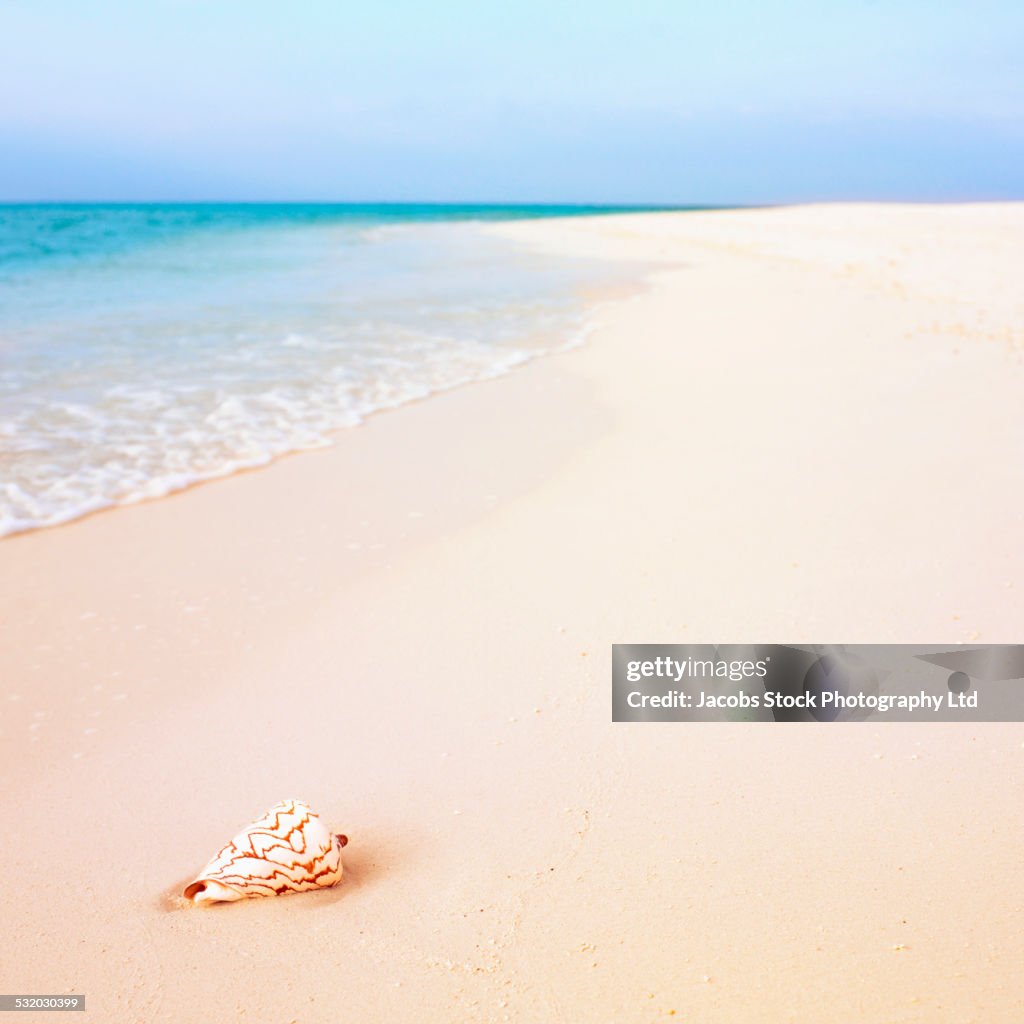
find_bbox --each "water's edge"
[0,208,658,538]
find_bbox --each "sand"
[1,204,1022,1022]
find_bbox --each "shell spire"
[183,799,346,905]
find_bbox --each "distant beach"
[1,204,1022,1022]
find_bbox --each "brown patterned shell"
[183,799,346,905]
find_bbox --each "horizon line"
[1,196,1020,207]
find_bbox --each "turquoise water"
[0,203,644,535]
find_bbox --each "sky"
[1,0,1022,203]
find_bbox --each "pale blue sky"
[1,0,1021,202]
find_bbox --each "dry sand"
[1,204,1022,1022]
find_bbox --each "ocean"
[0,203,644,536]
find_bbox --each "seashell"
[183,799,347,905]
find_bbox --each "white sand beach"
[1,204,1022,1022]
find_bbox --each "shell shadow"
[296,825,417,911]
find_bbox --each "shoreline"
[5,200,1019,541]
[0,215,642,541]
[2,203,1022,1022]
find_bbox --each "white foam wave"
[0,317,597,537]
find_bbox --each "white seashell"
[183,799,347,906]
